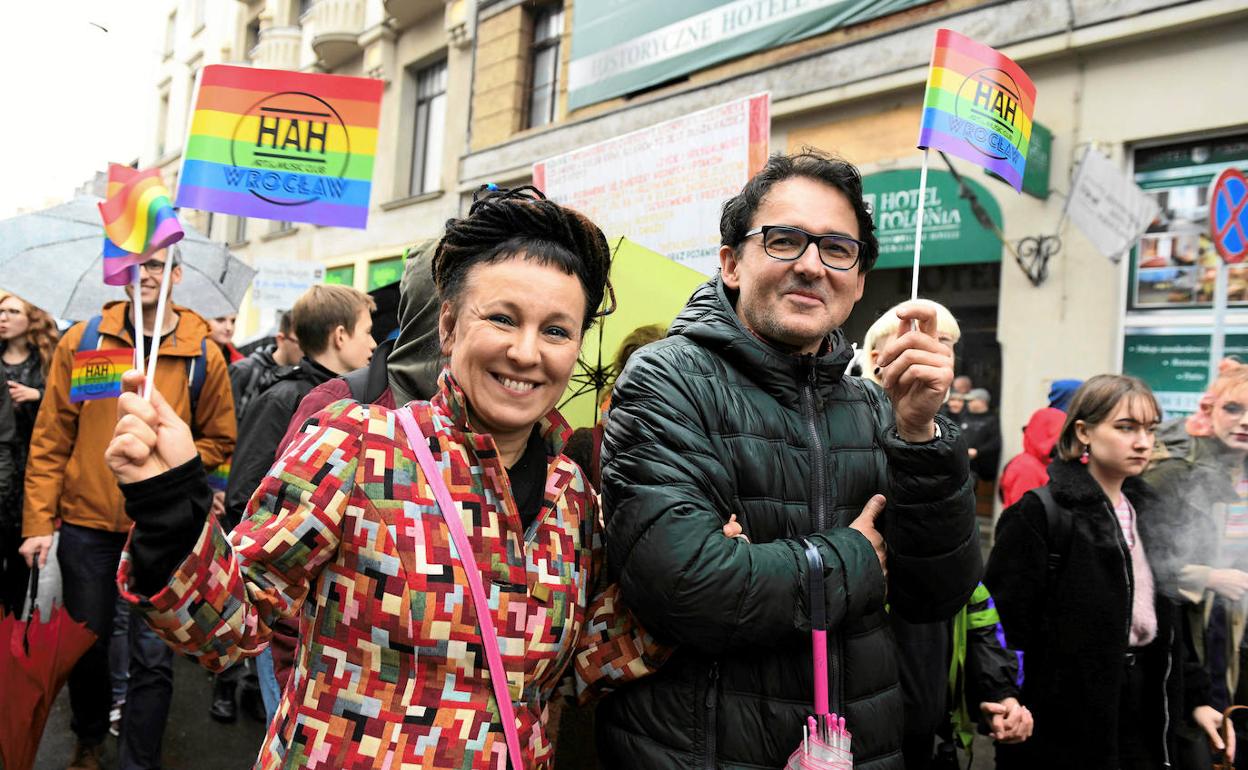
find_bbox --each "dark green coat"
[598,278,981,769]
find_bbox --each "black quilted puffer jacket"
[598,278,980,769]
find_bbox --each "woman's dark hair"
[432,186,612,332]
[1056,374,1161,461]
[719,148,879,272]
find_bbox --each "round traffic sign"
[1211,167,1248,264]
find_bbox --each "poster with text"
[533,93,769,275]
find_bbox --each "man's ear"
[437,300,456,356]
[332,324,347,351]
[720,245,742,290]
[170,264,183,286]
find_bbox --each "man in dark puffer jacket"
[598,151,980,770]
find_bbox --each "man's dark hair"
[719,148,879,272]
[432,186,612,332]
[278,309,294,336]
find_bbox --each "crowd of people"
[2,150,1247,770]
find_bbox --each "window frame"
[526,4,564,129]
[408,58,449,197]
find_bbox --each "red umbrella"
[0,567,96,770]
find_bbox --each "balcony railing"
[250,26,302,70]
[305,0,366,70]
[382,0,442,30]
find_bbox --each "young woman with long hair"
[0,292,58,614]
[986,374,1221,769]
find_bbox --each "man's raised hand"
[874,303,954,442]
[105,370,198,485]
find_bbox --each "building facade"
[148,0,473,338]
[459,0,1248,496]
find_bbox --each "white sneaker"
[109,700,124,737]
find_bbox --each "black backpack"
[1033,486,1073,590]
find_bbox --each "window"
[244,18,260,62]
[204,211,214,239]
[232,215,248,244]
[187,66,200,125]
[193,0,206,33]
[368,256,404,290]
[527,4,563,129]
[324,265,355,286]
[156,91,170,157]
[164,12,176,57]
[270,220,294,234]
[409,60,448,196]
[295,0,316,21]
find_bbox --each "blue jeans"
[59,523,173,769]
[254,647,281,724]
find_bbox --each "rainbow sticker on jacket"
[207,463,230,493]
[70,349,134,403]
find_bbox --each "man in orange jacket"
[20,249,235,770]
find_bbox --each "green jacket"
[598,278,980,769]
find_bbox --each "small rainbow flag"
[175,65,383,229]
[207,462,230,493]
[69,349,133,403]
[99,165,184,286]
[917,29,1036,192]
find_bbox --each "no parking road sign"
[1211,167,1248,264]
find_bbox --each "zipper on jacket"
[704,662,719,770]
[1102,501,1134,650]
[798,357,829,532]
[1161,623,1173,768]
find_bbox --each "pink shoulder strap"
[395,407,525,770]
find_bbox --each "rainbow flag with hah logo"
[69,348,133,403]
[174,65,383,229]
[917,29,1036,192]
[99,164,184,285]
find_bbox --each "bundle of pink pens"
[785,711,853,770]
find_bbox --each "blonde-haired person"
[859,299,960,385]
[1145,358,1248,765]
[0,292,59,614]
[987,375,1221,769]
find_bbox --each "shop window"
[527,4,563,129]
[324,264,355,286]
[368,256,404,290]
[409,59,448,196]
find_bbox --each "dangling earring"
[1080,446,1090,465]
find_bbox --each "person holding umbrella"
[0,292,58,616]
[104,188,647,769]
[19,247,236,770]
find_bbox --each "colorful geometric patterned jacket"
[119,371,635,769]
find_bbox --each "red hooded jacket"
[999,407,1067,507]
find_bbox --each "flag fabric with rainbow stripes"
[99,164,184,286]
[69,349,134,403]
[917,29,1037,192]
[175,65,383,229]
[207,462,230,493]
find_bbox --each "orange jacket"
[23,301,235,536]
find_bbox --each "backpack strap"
[186,338,207,414]
[77,315,105,352]
[1034,486,1072,589]
[342,365,372,402]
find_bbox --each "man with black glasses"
[21,249,235,769]
[597,150,980,769]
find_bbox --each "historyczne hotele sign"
[566,0,926,110]
[174,65,383,229]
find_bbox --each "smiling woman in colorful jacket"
[107,187,628,770]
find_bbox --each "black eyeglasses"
[743,225,865,271]
[139,259,176,274]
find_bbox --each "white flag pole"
[142,251,175,400]
[910,147,931,302]
[131,268,145,374]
